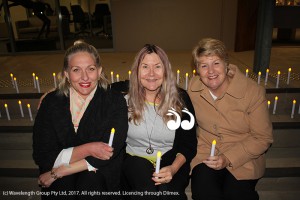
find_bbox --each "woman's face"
[197,55,229,96]
[64,52,101,99]
[139,53,164,95]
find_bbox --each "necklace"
[144,105,158,154]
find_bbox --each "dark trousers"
[191,163,259,200]
[41,170,112,200]
[121,154,190,200]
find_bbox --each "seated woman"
[122,44,197,200]
[32,40,128,200]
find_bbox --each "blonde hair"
[128,44,184,124]
[57,40,109,96]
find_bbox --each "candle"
[291,100,296,119]
[276,71,280,88]
[53,73,57,88]
[32,73,36,88]
[36,76,40,93]
[27,104,33,121]
[210,140,216,156]
[185,73,189,90]
[4,104,11,120]
[193,69,196,77]
[108,128,115,147]
[10,73,15,88]
[267,100,271,109]
[14,77,19,93]
[264,69,269,86]
[245,69,249,77]
[272,96,278,115]
[287,68,291,85]
[155,151,162,177]
[110,71,114,83]
[18,100,24,118]
[128,70,131,80]
[257,71,261,85]
[116,74,119,82]
[177,70,180,85]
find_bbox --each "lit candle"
[36,76,40,93]
[193,69,196,77]
[18,100,24,118]
[177,70,180,85]
[32,73,36,88]
[110,71,114,83]
[272,96,278,115]
[267,100,271,109]
[128,70,131,80]
[14,77,19,93]
[264,69,269,86]
[185,73,189,90]
[287,68,291,85]
[210,140,216,156]
[245,69,249,77]
[27,104,33,121]
[116,74,119,82]
[4,104,11,120]
[108,128,115,147]
[291,100,296,119]
[10,73,15,88]
[155,151,162,177]
[53,73,57,88]
[257,71,261,85]
[276,71,280,88]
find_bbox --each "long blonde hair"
[128,44,184,125]
[57,40,109,96]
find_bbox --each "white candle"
[177,70,180,85]
[193,69,196,77]
[36,76,40,93]
[287,68,291,85]
[53,73,57,88]
[4,104,11,121]
[110,71,114,83]
[32,73,36,88]
[128,70,131,80]
[116,74,119,82]
[245,69,249,77]
[155,151,162,177]
[264,69,269,86]
[14,77,19,93]
[276,71,280,88]
[273,96,278,115]
[267,100,271,109]
[291,100,296,119]
[18,100,24,118]
[210,140,216,156]
[257,71,261,85]
[108,128,115,147]
[185,73,189,90]
[10,73,15,88]
[27,104,33,121]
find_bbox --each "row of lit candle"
[246,68,292,88]
[2,102,33,121]
[268,97,299,118]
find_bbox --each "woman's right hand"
[88,142,113,160]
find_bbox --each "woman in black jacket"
[33,41,128,199]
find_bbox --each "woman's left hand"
[152,165,175,185]
[203,154,230,170]
[38,170,56,188]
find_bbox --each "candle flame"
[32,73,35,76]
[4,103,8,107]
[268,101,271,105]
[14,77,16,81]
[18,100,21,104]
[128,70,131,75]
[53,73,56,76]
[157,151,162,158]
[177,70,180,73]
[246,69,249,73]
[293,100,296,104]
[111,128,115,134]
[258,72,261,75]
[186,73,188,77]
[212,140,216,145]
[36,76,38,80]
[288,68,291,72]
[275,96,278,100]
[27,104,31,108]
[116,74,119,78]
[10,73,13,77]
[278,71,281,75]
[111,71,113,75]
[193,69,196,74]
[266,69,269,73]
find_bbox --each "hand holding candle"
[155,151,162,177]
[210,140,216,156]
[108,128,115,147]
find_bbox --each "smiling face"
[64,52,101,99]
[138,53,164,100]
[197,55,229,97]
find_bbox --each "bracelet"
[50,170,61,180]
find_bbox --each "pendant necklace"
[145,106,158,154]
